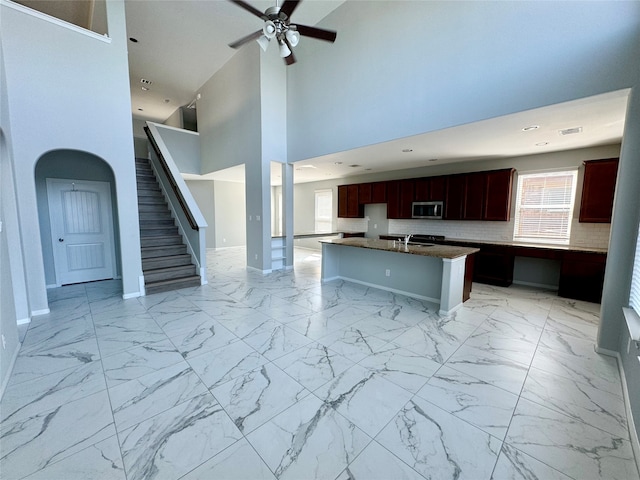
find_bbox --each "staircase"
[135,158,201,294]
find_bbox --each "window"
[631,222,640,314]
[315,190,333,233]
[513,170,578,244]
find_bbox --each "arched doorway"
[35,150,121,287]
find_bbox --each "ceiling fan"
[227,0,337,65]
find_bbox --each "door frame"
[46,178,117,287]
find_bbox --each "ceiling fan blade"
[228,30,263,49]
[295,24,337,43]
[279,0,301,20]
[229,0,268,20]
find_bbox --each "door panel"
[47,179,115,286]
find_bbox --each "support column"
[598,88,640,350]
[440,256,467,316]
[283,162,294,269]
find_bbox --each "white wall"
[150,123,200,174]
[185,180,216,249]
[1,0,141,310]
[214,180,246,248]
[288,1,640,161]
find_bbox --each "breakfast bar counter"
[320,238,479,315]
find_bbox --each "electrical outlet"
[374,224,378,229]
[628,337,632,354]
[254,254,258,260]
[256,215,260,221]
[1,334,6,350]
[223,238,226,243]
[385,269,391,277]
[249,215,252,221]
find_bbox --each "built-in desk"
[320,238,478,315]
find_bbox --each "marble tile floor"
[1,246,639,480]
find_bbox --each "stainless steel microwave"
[412,201,443,219]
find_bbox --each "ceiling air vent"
[559,127,583,136]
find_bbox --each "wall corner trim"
[595,346,640,475]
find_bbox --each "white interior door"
[47,178,116,286]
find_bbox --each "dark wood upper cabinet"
[484,168,515,221]
[387,179,414,219]
[337,185,364,218]
[429,176,446,201]
[414,178,430,201]
[358,183,372,204]
[579,158,619,223]
[444,174,465,220]
[359,182,387,204]
[371,182,387,203]
[463,172,486,220]
[415,176,446,202]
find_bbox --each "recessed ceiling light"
[129,37,138,43]
[296,165,316,169]
[137,108,143,111]
[334,162,343,165]
[164,99,170,103]
[428,158,438,162]
[522,125,539,131]
[365,168,372,171]
[536,142,549,146]
[349,164,361,168]
[402,149,413,153]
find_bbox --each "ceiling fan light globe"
[256,35,270,52]
[279,40,292,58]
[263,21,277,39]
[285,29,300,47]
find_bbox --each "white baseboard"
[122,291,142,300]
[16,317,30,326]
[31,308,50,316]
[0,342,20,401]
[246,266,272,275]
[46,284,57,289]
[595,346,640,475]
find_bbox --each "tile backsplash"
[338,217,611,250]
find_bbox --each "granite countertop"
[320,237,479,260]
[272,232,365,239]
[386,234,608,255]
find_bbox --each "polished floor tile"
[1,247,638,480]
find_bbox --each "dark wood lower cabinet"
[473,247,514,287]
[558,252,607,302]
[463,254,475,302]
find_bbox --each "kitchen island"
[320,238,479,315]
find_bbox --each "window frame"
[314,189,333,234]
[512,169,579,245]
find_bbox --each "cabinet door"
[463,172,486,220]
[444,174,465,220]
[359,183,372,204]
[579,158,618,223]
[338,185,348,218]
[473,247,514,286]
[559,252,607,302]
[429,176,446,201]
[414,178,430,201]
[386,181,401,219]
[399,179,415,218]
[484,169,514,221]
[371,182,387,203]
[346,184,362,217]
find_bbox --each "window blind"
[513,171,578,244]
[630,222,640,314]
